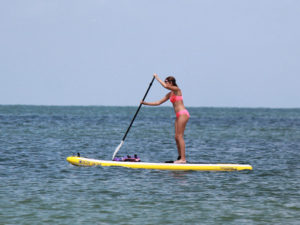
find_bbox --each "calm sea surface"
[0,105,300,224]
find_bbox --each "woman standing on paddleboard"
[141,74,189,164]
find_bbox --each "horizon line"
[0,104,299,110]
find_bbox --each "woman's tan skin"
[141,74,189,163]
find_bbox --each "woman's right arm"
[154,73,179,92]
[141,93,170,106]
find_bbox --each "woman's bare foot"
[174,159,186,164]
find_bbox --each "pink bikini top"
[170,93,183,103]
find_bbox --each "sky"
[0,0,299,108]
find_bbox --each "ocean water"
[0,105,299,225]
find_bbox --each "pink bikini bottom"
[176,109,190,118]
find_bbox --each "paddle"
[112,76,156,160]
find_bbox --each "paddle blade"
[112,141,124,160]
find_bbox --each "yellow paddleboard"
[66,156,252,171]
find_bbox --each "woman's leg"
[174,119,181,158]
[174,115,189,163]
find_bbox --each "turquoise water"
[1,105,300,224]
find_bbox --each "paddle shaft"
[122,76,155,141]
[112,76,155,159]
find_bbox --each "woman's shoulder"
[175,89,182,96]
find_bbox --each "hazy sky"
[1,0,299,108]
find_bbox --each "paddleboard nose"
[66,156,72,162]
[66,156,79,165]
